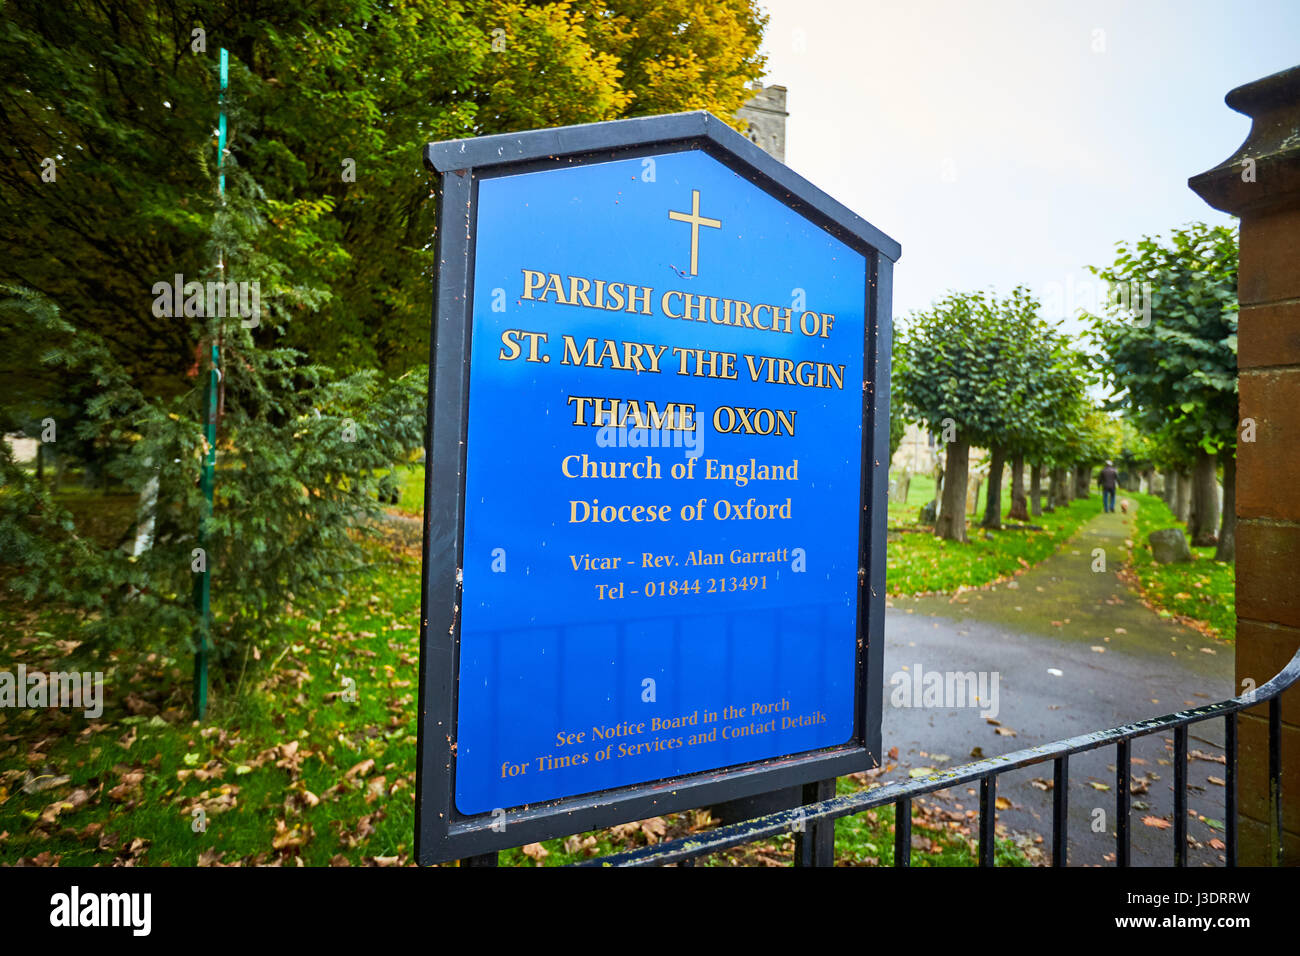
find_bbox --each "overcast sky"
[758,0,1299,334]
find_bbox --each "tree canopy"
[1086,223,1238,459]
[0,0,768,401]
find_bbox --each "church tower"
[736,84,788,163]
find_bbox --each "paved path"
[883,501,1234,866]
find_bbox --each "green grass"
[886,494,1104,596]
[832,775,1032,867]
[0,538,426,867]
[377,464,425,514]
[1124,491,1235,643]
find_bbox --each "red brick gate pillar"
[1191,65,1300,864]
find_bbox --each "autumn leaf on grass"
[687,809,714,832]
[639,817,667,844]
[563,834,598,856]
[336,809,384,849]
[177,760,224,783]
[115,838,150,866]
[39,787,94,825]
[345,758,375,781]
[610,822,640,843]
[275,741,308,774]
[1142,816,1172,830]
[521,842,549,861]
[283,783,321,815]
[124,692,157,716]
[272,818,313,851]
[108,767,145,803]
[181,785,240,817]
[197,847,227,867]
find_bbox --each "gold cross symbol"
[668,189,721,276]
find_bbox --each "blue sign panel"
[455,149,867,813]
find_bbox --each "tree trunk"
[1190,449,1220,547]
[1030,462,1043,516]
[1173,470,1191,522]
[1074,463,1090,498]
[1008,453,1028,521]
[1160,469,1174,504]
[1215,450,1235,562]
[982,447,1005,529]
[936,437,970,543]
[131,466,160,557]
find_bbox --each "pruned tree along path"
[883,500,1233,866]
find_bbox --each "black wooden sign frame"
[416,111,900,864]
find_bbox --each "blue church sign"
[418,112,900,863]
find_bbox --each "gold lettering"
[521,270,546,299]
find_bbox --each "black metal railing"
[578,646,1300,867]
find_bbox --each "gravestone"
[1148,528,1193,564]
[890,471,911,505]
[416,112,900,863]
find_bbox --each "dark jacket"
[1099,465,1118,491]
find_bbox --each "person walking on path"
[1098,460,1118,513]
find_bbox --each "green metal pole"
[194,48,227,720]
[194,345,216,718]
